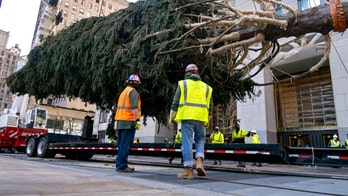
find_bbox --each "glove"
[205,116,212,128]
[135,121,141,130]
[169,110,176,125]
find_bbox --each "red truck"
[0,113,48,152]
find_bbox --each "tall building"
[31,0,128,49]
[0,30,9,48]
[13,0,130,135]
[0,31,20,111]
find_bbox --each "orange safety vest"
[114,86,141,121]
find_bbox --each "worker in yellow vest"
[168,129,182,164]
[250,130,262,167]
[345,134,348,150]
[231,123,250,167]
[210,126,224,165]
[170,64,213,180]
[328,134,341,147]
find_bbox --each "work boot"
[196,157,206,176]
[177,167,194,180]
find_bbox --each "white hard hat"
[333,134,338,138]
[251,130,256,134]
[215,126,219,130]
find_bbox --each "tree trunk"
[240,2,348,42]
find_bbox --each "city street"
[1,153,348,196]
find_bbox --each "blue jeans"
[181,120,206,167]
[116,128,136,170]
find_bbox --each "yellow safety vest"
[329,139,341,147]
[115,86,141,121]
[174,79,212,125]
[210,132,224,144]
[251,134,260,144]
[174,132,182,144]
[232,129,248,143]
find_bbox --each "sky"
[0,0,138,56]
[0,0,41,56]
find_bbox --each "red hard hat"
[185,64,198,73]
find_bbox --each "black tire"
[78,153,94,160]
[36,137,50,158]
[26,138,37,157]
[64,153,78,159]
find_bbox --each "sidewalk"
[0,154,185,196]
[117,156,348,180]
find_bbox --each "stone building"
[0,30,21,111]
[227,0,348,147]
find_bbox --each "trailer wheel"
[37,137,50,158]
[65,153,78,159]
[78,153,94,160]
[26,138,37,157]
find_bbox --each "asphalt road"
[1,153,348,196]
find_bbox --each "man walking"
[114,74,142,173]
[170,64,213,180]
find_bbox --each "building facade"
[0,30,21,111]
[31,0,128,49]
[231,0,348,147]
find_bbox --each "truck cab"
[23,108,48,129]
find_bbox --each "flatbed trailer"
[23,133,348,167]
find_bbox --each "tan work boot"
[196,157,206,176]
[177,167,194,180]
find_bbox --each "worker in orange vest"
[114,74,142,173]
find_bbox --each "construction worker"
[210,126,224,165]
[114,74,142,173]
[250,130,262,167]
[170,64,213,180]
[328,134,341,148]
[345,134,348,150]
[168,129,182,164]
[231,123,250,167]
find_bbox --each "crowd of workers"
[112,63,348,180]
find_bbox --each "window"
[88,3,92,9]
[63,10,68,17]
[108,3,112,10]
[64,2,70,8]
[86,11,91,17]
[71,14,76,20]
[298,0,323,11]
[72,5,77,11]
[99,110,109,123]
[275,0,282,15]
[79,8,84,14]
[289,135,310,147]
[231,0,236,7]
[275,67,337,131]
